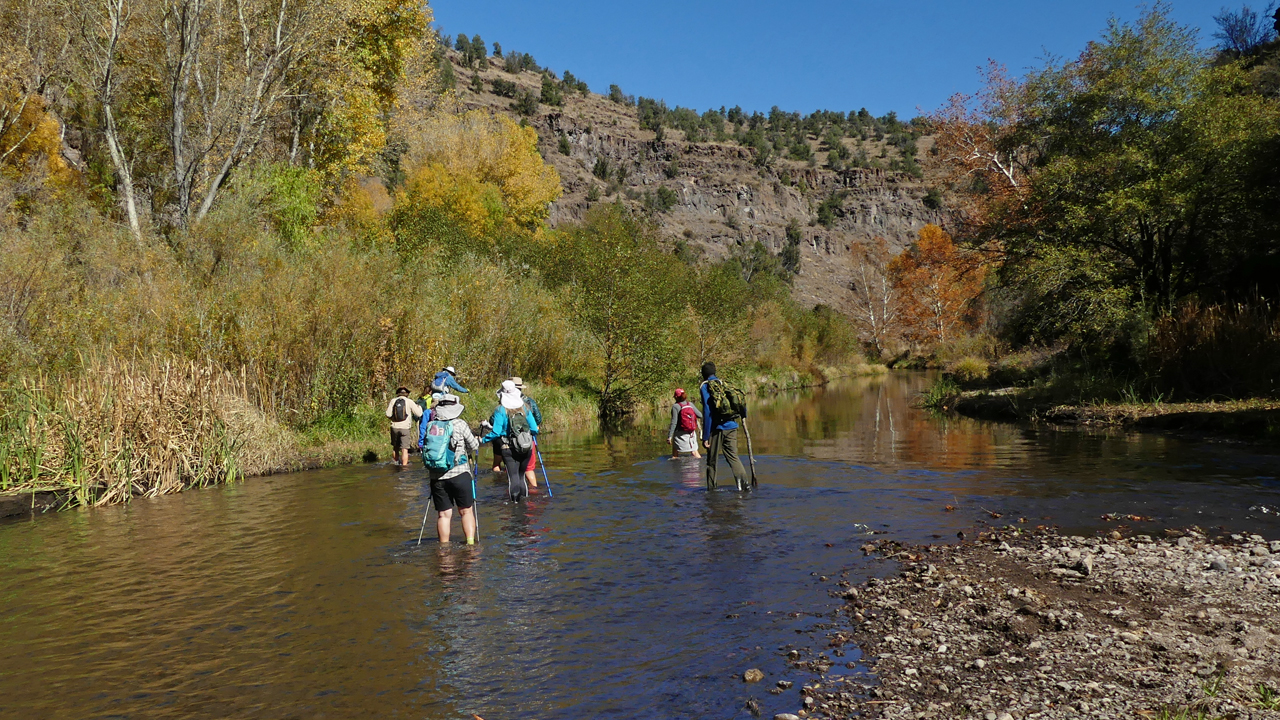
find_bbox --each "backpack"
[677,401,698,433]
[422,420,459,470]
[430,374,447,393]
[390,397,408,422]
[705,378,746,421]
[506,408,534,454]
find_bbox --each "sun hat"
[674,388,686,401]
[444,366,456,375]
[499,380,524,410]
[509,376,525,390]
[434,394,464,420]
[396,386,410,396]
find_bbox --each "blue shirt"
[700,376,741,442]
[416,406,436,447]
[432,371,469,394]
[478,405,540,445]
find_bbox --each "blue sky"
[429,0,1240,117]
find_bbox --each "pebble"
[774,715,801,720]
[743,668,764,683]
[812,528,1280,720]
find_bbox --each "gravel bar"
[776,527,1280,720]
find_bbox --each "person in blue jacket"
[431,366,469,394]
[478,380,539,501]
[699,361,748,490]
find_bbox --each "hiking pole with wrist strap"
[536,445,552,498]
[742,418,758,489]
[416,496,433,546]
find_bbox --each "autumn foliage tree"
[847,237,899,357]
[890,225,986,346]
[390,110,562,258]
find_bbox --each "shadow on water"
[1,372,1279,719]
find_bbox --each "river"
[2,372,1278,719]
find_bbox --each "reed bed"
[0,356,288,506]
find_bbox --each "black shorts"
[430,471,475,511]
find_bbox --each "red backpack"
[677,401,698,433]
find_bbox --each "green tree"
[492,41,502,57]
[558,133,571,155]
[781,220,802,275]
[540,75,563,105]
[994,6,1280,344]
[542,204,684,421]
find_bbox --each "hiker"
[478,380,539,501]
[667,387,702,459]
[509,376,542,488]
[386,386,425,467]
[431,366,469,395]
[699,362,749,490]
[419,394,480,544]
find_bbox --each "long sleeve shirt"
[700,377,741,442]
[437,419,480,480]
[432,371,469,394]
[478,405,540,444]
[385,397,424,430]
[668,401,700,440]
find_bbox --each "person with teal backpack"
[420,394,480,544]
[478,380,539,501]
[699,362,750,491]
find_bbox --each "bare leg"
[525,469,538,488]
[459,506,476,543]
[399,449,411,467]
[436,507,454,542]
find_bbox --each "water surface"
[2,372,1278,719]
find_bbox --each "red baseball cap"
[674,388,686,400]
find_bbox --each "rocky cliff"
[449,52,945,313]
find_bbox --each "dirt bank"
[947,389,1280,445]
[777,527,1280,720]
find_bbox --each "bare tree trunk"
[102,105,141,241]
[167,0,202,222]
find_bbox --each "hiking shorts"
[430,470,475,512]
[390,427,414,452]
[526,439,538,471]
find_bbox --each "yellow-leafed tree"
[392,110,561,255]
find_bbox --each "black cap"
[396,386,409,395]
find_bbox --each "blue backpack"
[422,420,458,470]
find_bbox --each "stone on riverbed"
[743,668,764,683]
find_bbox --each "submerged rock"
[743,668,765,683]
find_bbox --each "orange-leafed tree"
[924,62,1033,238]
[890,225,986,346]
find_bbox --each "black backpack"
[391,397,408,422]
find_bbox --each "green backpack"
[705,378,746,421]
[506,408,534,453]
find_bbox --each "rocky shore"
[776,527,1280,720]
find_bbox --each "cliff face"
[451,54,944,313]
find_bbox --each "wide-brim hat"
[499,380,524,410]
[444,366,456,374]
[435,394,464,420]
[509,376,525,390]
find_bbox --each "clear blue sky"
[429,0,1236,117]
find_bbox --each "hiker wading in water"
[699,363,749,490]
[479,380,539,501]
[386,386,425,467]
[431,366,469,395]
[510,377,543,488]
[419,394,480,544]
[667,387,702,459]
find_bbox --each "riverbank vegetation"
[869,5,1280,417]
[0,1,868,505]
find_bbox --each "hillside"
[443,49,946,314]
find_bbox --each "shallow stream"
[2,372,1279,719]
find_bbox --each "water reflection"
[1,372,1278,720]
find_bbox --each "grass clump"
[919,376,961,411]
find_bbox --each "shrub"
[511,89,539,116]
[489,78,518,97]
[558,133,571,155]
[592,157,611,180]
[540,75,563,106]
[949,356,990,384]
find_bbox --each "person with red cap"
[667,387,702,459]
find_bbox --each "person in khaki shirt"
[385,386,424,467]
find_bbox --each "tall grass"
[0,356,288,505]
[1148,300,1280,400]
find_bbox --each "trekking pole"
[536,446,553,498]
[416,496,433,546]
[742,419,758,489]
[470,451,480,541]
